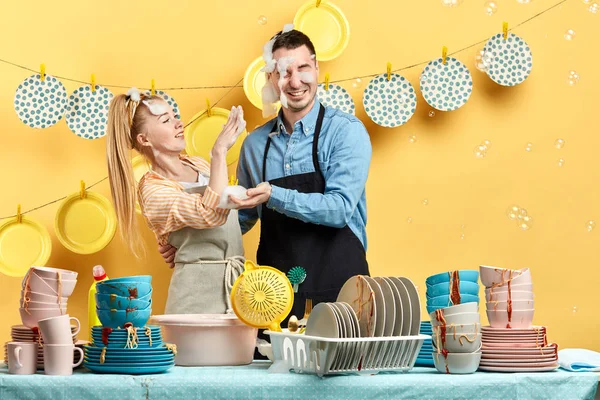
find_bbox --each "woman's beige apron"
[164,210,245,314]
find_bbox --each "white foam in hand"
[218,185,249,209]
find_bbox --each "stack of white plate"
[479,326,559,372]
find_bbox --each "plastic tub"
[150,314,258,366]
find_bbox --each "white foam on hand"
[218,185,249,209]
[236,105,246,135]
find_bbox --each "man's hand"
[158,244,177,269]
[229,182,272,210]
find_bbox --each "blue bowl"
[426,294,479,307]
[90,341,164,349]
[426,281,480,298]
[96,281,152,299]
[95,293,152,310]
[103,276,152,284]
[426,270,479,287]
[96,308,152,329]
[91,325,161,333]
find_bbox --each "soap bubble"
[589,3,599,13]
[352,78,362,89]
[475,50,494,72]
[572,306,578,313]
[517,0,532,3]
[519,216,533,230]
[423,199,429,206]
[586,220,596,232]
[525,142,533,152]
[484,1,499,15]
[257,15,268,25]
[568,70,580,86]
[407,217,413,224]
[441,0,464,6]
[428,110,436,118]
[564,29,576,40]
[554,139,565,149]
[557,158,565,167]
[409,135,417,144]
[474,145,488,158]
[507,205,520,221]
[483,140,492,149]
[583,0,592,4]
[460,234,466,240]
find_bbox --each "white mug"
[43,344,83,376]
[7,342,38,375]
[38,314,80,345]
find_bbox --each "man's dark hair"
[272,29,317,58]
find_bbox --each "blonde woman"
[106,88,246,314]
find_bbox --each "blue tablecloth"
[0,363,598,400]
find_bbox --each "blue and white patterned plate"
[420,57,473,111]
[144,90,180,119]
[363,73,417,128]
[317,84,355,115]
[483,33,533,86]
[14,74,67,128]
[65,85,114,139]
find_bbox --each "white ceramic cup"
[7,342,38,375]
[43,344,83,376]
[38,315,80,344]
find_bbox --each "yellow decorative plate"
[244,57,269,110]
[184,107,247,166]
[294,0,350,62]
[132,155,151,214]
[0,215,52,277]
[55,191,117,254]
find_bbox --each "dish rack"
[267,330,430,377]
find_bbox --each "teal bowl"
[426,281,480,298]
[96,282,152,299]
[426,270,479,287]
[96,308,152,329]
[103,276,152,284]
[95,293,151,310]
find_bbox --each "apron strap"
[187,256,246,313]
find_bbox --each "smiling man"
[233,29,373,314]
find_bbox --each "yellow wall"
[0,0,598,351]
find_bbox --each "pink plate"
[479,360,558,368]
[482,353,557,360]
[478,364,559,372]
[480,357,557,364]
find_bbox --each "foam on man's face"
[270,45,318,113]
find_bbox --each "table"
[0,363,598,400]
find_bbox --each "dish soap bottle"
[88,265,108,341]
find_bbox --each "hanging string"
[0,0,566,90]
[0,0,566,220]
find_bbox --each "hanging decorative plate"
[244,57,268,110]
[420,57,473,111]
[0,214,52,277]
[483,33,533,87]
[363,73,417,128]
[184,107,247,166]
[14,74,67,129]
[317,83,355,115]
[55,189,117,254]
[144,90,180,119]
[65,85,114,139]
[132,155,150,214]
[294,0,350,61]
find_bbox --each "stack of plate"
[3,325,82,369]
[84,326,175,374]
[479,326,559,372]
[334,276,421,337]
[415,321,434,367]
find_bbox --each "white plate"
[363,73,417,127]
[328,303,345,369]
[478,364,558,372]
[305,303,339,338]
[481,326,546,333]
[388,277,412,336]
[14,74,68,128]
[399,277,421,336]
[65,84,114,139]
[479,358,557,366]
[340,302,360,369]
[420,57,473,111]
[482,347,557,355]
[330,303,353,370]
[363,276,386,337]
[317,84,355,115]
[374,277,396,336]
[382,277,403,336]
[483,33,533,87]
[337,276,376,337]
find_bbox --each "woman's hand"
[212,106,246,157]
[158,244,177,269]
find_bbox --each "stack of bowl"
[479,266,533,328]
[20,267,77,328]
[425,270,480,314]
[95,276,152,329]
[415,321,434,367]
[430,303,482,374]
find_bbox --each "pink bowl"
[28,266,78,281]
[484,290,534,302]
[20,300,68,310]
[20,290,68,304]
[486,309,534,329]
[485,300,534,311]
[480,266,532,288]
[19,307,66,328]
[22,272,76,297]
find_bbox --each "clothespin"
[80,180,87,199]
[16,204,22,223]
[40,64,46,82]
[151,79,156,96]
[91,74,96,93]
[206,99,212,117]
[442,46,448,65]
[386,62,392,81]
[229,175,238,186]
[316,0,322,7]
[503,22,509,40]
[325,73,330,91]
